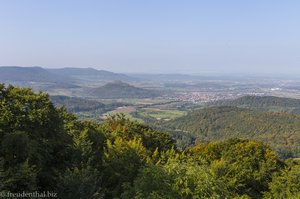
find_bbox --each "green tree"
[264,159,300,199]
[57,117,106,199]
[124,149,232,199]
[102,137,148,198]
[187,139,282,198]
[0,85,74,191]
[101,114,175,152]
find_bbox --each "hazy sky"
[0,0,299,74]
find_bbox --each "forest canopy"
[0,84,299,198]
[162,106,300,159]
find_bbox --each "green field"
[137,107,186,121]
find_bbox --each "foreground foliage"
[0,85,299,198]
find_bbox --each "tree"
[57,116,106,199]
[264,159,300,199]
[102,137,148,198]
[101,114,175,152]
[0,85,73,191]
[124,149,232,199]
[187,139,283,198]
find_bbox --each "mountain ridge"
[48,67,137,82]
[0,66,138,84]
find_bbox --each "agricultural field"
[137,107,186,121]
[101,106,141,122]
[99,100,195,123]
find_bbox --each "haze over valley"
[1,1,300,198]
[1,65,300,158]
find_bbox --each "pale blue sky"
[0,0,299,74]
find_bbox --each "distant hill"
[0,66,138,84]
[0,66,75,83]
[0,66,79,91]
[88,81,161,99]
[211,95,300,114]
[48,67,136,82]
[161,106,300,159]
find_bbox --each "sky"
[0,0,300,74]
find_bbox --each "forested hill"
[0,66,138,86]
[211,95,300,114]
[0,84,299,198]
[50,95,106,112]
[48,67,136,82]
[162,106,300,159]
[0,66,75,84]
[88,81,161,98]
[50,95,125,117]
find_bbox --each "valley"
[2,66,300,160]
[3,2,300,197]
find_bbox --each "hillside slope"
[211,95,300,114]
[162,106,300,158]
